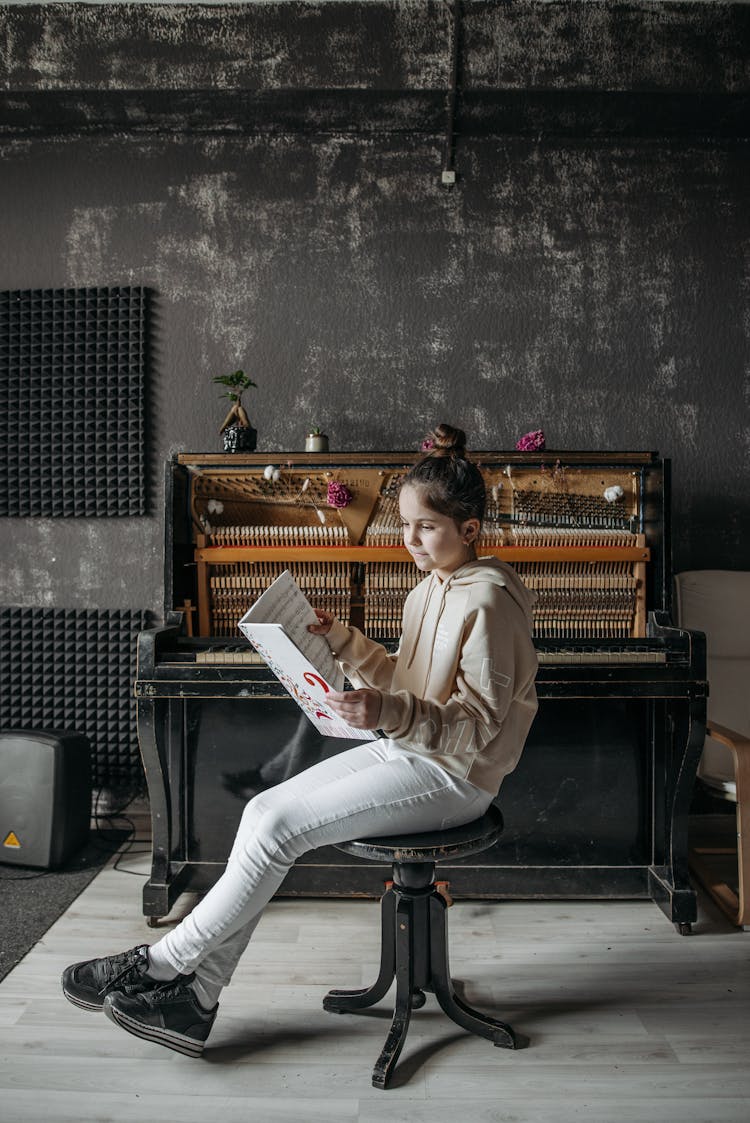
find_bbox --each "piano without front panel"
[136,451,706,931]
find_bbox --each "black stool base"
[323,879,516,1089]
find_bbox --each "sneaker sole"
[62,985,103,1012]
[103,1000,208,1058]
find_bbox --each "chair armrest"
[706,721,750,757]
[706,721,750,811]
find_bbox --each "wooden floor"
[2,812,749,1123]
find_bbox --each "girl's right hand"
[308,609,334,636]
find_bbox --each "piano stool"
[322,803,519,1089]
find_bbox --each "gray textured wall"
[1,1,749,619]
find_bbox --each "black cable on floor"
[91,789,152,876]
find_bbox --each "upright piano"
[136,451,707,932]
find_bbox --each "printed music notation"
[238,570,377,740]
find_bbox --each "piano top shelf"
[194,545,651,563]
[178,451,660,467]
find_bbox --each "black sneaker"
[62,944,158,1011]
[103,978,218,1058]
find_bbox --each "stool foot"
[434,985,516,1049]
[373,986,412,1089]
[323,886,397,1014]
[429,894,516,1049]
[372,897,415,1089]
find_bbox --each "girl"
[62,423,538,1057]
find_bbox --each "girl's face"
[399,484,480,581]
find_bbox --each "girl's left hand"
[326,688,382,729]
[308,609,334,636]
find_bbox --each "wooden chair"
[322,804,517,1088]
[675,571,750,928]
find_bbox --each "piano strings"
[209,560,353,637]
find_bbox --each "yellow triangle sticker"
[3,831,21,849]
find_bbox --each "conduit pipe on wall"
[442,0,462,188]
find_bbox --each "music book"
[238,570,378,740]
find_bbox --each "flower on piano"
[326,481,353,509]
[515,429,546,451]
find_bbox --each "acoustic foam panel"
[0,607,150,793]
[0,286,149,516]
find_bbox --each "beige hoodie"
[325,557,539,795]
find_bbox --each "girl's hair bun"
[409,423,485,525]
[423,423,467,460]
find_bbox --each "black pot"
[222,425,257,453]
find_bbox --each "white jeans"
[153,738,492,1001]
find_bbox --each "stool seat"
[323,802,517,1089]
[332,803,505,865]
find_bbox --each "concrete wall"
[1,2,748,617]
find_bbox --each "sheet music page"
[238,569,344,691]
[237,622,376,740]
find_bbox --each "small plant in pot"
[214,370,258,452]
[305,426,329,453]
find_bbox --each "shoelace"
[96,947,148,997]
[141,978,194,1007]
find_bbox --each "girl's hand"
[308,609,334,636]
[326,688,382,729]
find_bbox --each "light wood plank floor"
[2,812,749,1123]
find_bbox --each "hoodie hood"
[442,556,537,628]
[401,556,536,678]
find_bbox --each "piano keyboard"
[188,646,668,667]
[536,649,667,664]
[195,650,265,664]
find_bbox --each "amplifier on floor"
[0,730,91,869]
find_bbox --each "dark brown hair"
[402,423,486,526]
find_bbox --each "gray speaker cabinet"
[0,730,91,868]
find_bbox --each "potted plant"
[214,370,258,452]
[305,426,329,453]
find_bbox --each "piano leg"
[138,696,187,923]
[649,694,707,933]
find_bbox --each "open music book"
[238,570,378,739]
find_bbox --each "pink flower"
[326,481,353,509]
[421,438,435,451]
[515,429,546,452]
